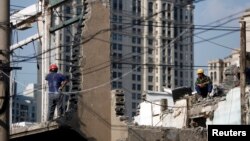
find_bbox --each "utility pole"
[0,0,10,140]
[240,21,247,125]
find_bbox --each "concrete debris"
[127,126,207,141]
[192,127,207,137]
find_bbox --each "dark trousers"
[195,84,213,98]
[48,94,64,120]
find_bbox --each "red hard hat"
[49,64,58,71]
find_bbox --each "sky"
[194,0,250,68]
[10,0,38,93]
[9,0,250,93]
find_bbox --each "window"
[112,82,117,88]
[113,33,117,40]
[66,46,70,52]
[138,0,141,14]
[132,112,136,117]
[148,48,153,55]
[132,103,136,109]
[113,43,117,50]
[148,21,153,34]
[113,0,117,10]
[168,30,171,37]
[132,28,136,33]
[148,38,153,45]
[175,79,178,86]
[137,47,141,53]
[163,38,168,45]
[180,45,183,51]
[167,3,171,11]
[137,75,141,81]
[77,7,82,15]
[64,16,71,21]
[132,65,141,72]
[118,44,122,50]
[132,74,136,80]
[65,56,70,62]
[162,57,166,63]
[66,65,70,72]
[180,71,183,78]
[132,46,136,52]
[180,80,183,86]
[180,9,183,21]
[118,25,122,31]
[132,36,136,43]
[148,2,153,14]
[132,56,137,61]
[137,84,141,91]
[210,72,213,81]
[132,0,136,14]
[113,63,117,69]
[137,28,141,33]
[65,36,71,43]
[32,113,35,118]
[113,24,117,31]
[148,57,153,63]
[132,84,136,90]
[132,93,136,100]
[148,76,153,82]
[118,53,122,59]
[137,94,141,100]
[162,29,166,35]
[118,16,122,23]
[113,72,117,78]
[118,34,122,41]
[132,19,137,25]
[118,82,122,88]
[162,3,166,10]
[118,0,123,11]
[148,67,153,73]
[65,6,71,14]
[76,0,82,4]
[148,85,153,90]
[118,64,122,69]
[174,7,178,20]
[118,72,122,78]
[137,37,141,44]
[113,15,117,22]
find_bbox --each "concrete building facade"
[37,0,84,122]
[111,0,194,118]
[33,0,193,140]
[208,49,240,85]
[208,10,250,86]
[12,84,38,123]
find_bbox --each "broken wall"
[127,127,207,141]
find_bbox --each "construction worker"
[45,64,68,121]
[195,69,213,98]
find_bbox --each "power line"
[194,35,239,51]
[10,4,25,8]
[9,0,244,92]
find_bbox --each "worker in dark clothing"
[45,64,68,121]
[195,69,213,98]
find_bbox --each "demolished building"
[133,65,250,130]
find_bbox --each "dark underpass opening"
[11,128,87,141]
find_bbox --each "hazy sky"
[9,0,250,93]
